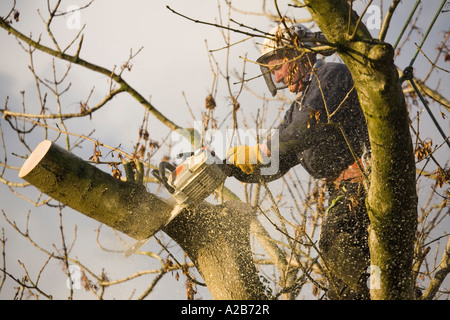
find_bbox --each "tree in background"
[0,0,448,300]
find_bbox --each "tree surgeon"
[226,24,372,299]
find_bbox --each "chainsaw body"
[125,148,229,256]
[166,148,228,207]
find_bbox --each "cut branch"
[19,140,172,239]
[18,140,267,300]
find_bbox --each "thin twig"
[378,0,401,42]
[166,5,270,39]
[0,16,180,131]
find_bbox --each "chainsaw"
[125,147,234,256]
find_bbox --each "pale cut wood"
[19,140,52,178]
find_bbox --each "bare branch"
[422,237,450,299]
[378,0,401,41]
[0,16,180,131]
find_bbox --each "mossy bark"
[19,140,266,300]
[305,0,418,299]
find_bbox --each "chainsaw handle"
[176,151,195,160]
[151,161,176,194]
[219,160,267,182]
[218,162,243,177]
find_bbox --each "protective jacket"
[233,61,369,183]
[230,60,372,298]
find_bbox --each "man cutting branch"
[227,24,371,299]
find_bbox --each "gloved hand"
[226,144,270,175]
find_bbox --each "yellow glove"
[226,144,270,175]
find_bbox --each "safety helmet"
[256,24,319,96]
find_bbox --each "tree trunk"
[19,140,267,300]
[166,201,267,300]
[305,0,418,299]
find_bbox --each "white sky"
[0,0,448,300]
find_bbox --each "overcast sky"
[0,1,448,300]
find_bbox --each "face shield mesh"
[256,48,308,97]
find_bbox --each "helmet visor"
[256,48,307,97]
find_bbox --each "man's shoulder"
[312,61,354,89]
[298,61,356,107]
[316,61,351,77]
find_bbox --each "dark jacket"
[233,62,369,183]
